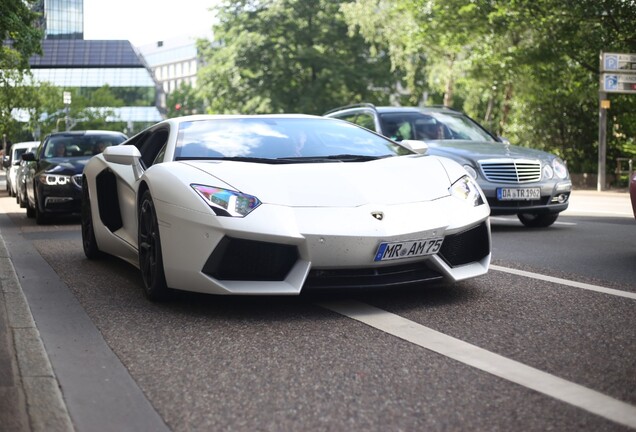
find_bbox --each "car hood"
[40,157,90,175]
[426,140,552,163]
[181,156,453,207]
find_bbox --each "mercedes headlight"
[191,184,261,217]
[542,164,554,180]
[463,164,478,180]
[450,175,484,207]
[552,158,568,179]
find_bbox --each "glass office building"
[21,0,164,133]
[35,0,84,40]
[139,38,200,96]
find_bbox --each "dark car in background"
[23,130,127,224]
[325,104,572,227]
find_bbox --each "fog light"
[551,193,568,204]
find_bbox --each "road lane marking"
[491,265,636,300]
[319,300,636,429]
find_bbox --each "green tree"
[197,0,394,114]
[0,0,43,142]
[167,82,205,117]
[342,0,636,175]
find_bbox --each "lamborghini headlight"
[191,184,261,217]
[39,174,71,186]
[450,175,484,207]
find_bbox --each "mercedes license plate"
[497,187,541,201]
[374,238,443,262]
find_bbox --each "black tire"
[25,195,35,218]
[517,213,559,228]
[34,189,47,225]
[138,190,170,301]
[81,180,103,259]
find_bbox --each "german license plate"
[374,238,444,262]
[497,187,541,201]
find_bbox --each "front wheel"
[34,189,47,225]
[517,213,559,228]
[138,190,170,301]
[25,192,35,218]
[81,180,103,259]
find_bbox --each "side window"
[136,128,170,168]
[152,143,168,166]
[335,112,376,132]
[353,112,376,131]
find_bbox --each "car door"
[23,141,45,208]
[108,126,171,246]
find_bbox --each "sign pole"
[598,51,636,191]
[598,90,607,191]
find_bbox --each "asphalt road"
[1,186,635,431]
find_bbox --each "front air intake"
[203,237,298,281]
[438,222,490,267]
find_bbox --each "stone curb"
[0,233,74,432]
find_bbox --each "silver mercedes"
[325,104,572,227]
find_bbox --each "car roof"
[375,106,459,114]
[46,130,127,138]
[325,104,463,116]
[10,141,40,149]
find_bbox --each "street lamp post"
[63,91,72,131]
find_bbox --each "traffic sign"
[601,73,636,94]
[63,91,72,104]
[602,53,636,73]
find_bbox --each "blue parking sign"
[604,75,618,90]
[604,55,618,70]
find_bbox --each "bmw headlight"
[450,175,484,207]
[191,184,261,217]
[552,158,568,179]
[39,174,71,186]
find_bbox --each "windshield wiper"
[176,156,295,164]
[278,154,392,163]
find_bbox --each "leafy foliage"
[0,0,43,143]
[197,0,394,114]
[339,0,636,175]
[167,82,205,117]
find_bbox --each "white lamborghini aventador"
[81,115,491,300]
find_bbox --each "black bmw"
[23,130,127,224]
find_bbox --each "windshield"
[44,134,126,158]
[379,112,497,142]
[174,117,411,161]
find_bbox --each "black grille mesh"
[439,222,490,267]
[203,237,298,281]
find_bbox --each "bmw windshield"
[174,117,412,162]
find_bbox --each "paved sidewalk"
[0,171,74,432]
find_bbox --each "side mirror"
[103,145,141,165]
[2,157,9,168]
[400,139,428,155]
[21,152,36,162]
